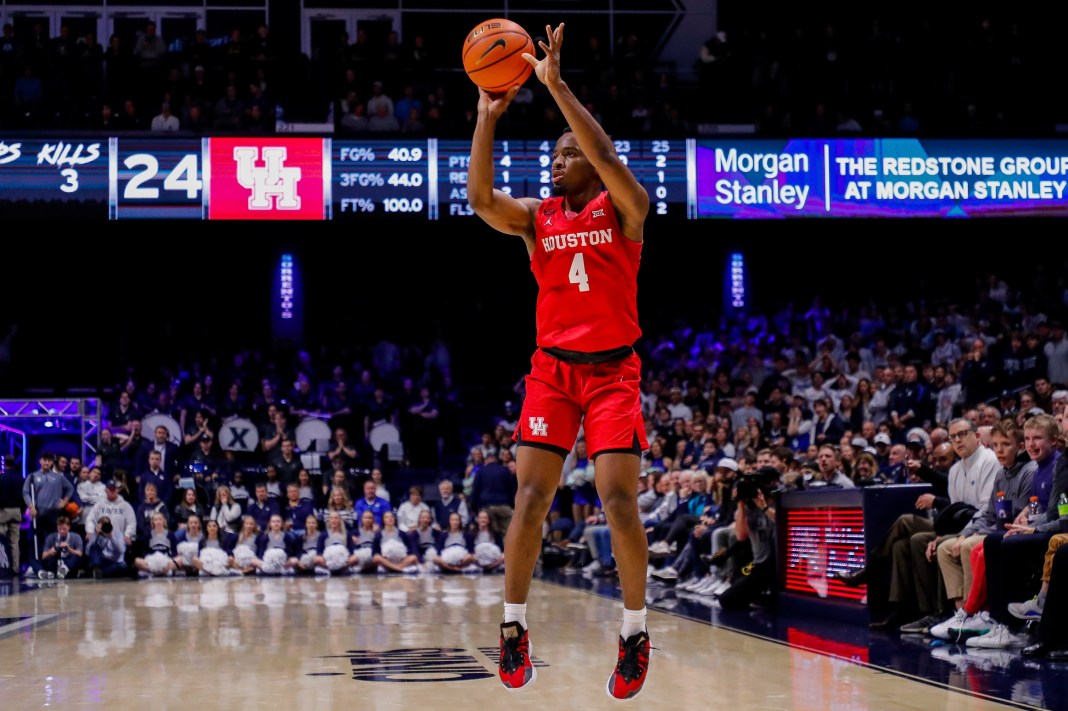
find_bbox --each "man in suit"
[139,424,181,480]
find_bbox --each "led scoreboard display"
[11,135,1066,219]
[333,140,430,219]
[434,138,693,219]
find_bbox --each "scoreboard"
[0,135,696,220]
[6,135,1064,219]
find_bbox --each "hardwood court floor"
[0,572,1050,710]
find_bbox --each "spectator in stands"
[173,487,206,531]
[137,450,173,507]
[1018,533,1068,659]
[296,469,316,504]
[354,478,390,527]
[182,408,215,450]
[841,418,998,631]
[269,438,302,486]
[208,484,242,534]
[150,101,179,131]
[259,405,293,455]
[212,83,244,131]
[396,485,430,532]
[325,485,357,529]
[470,451,517,537]
[77,465,107,512]
[931,418,1035,645]
[246,482,280,531]
[327,427,359,471]
[108,391,141,435]
[281,483,315,535]
[323,464,355,504]
[140,425,181,481]
[433,478,469,530]
[370,467,391,506]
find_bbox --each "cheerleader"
[174,514,205,575]
[316,511,356,575]
[292,514,326,574]
[231,515,262,574]
[349,509,378,574]
[372,511,419,573]
[255,514,295,575]
[429,511,476,573]
[405,509,439,571]
[133,512,178,577]
[193,519,236,576]
[471,510,505,572]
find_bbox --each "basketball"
[462,18,535,92]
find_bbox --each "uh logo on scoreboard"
[208,137,326,220]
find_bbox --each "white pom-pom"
[261,548,288,574]
[441,546,469,567]
[380,539,408,563]
[233,545,257,569]
[323,544,350,571]
[299,552,315,569]
[475,541,502,568]
[351,547,372,567]
[145,552,172,575]
[176,541,198,567]
[199,548,230,577]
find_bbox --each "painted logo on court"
[309,647,548,683]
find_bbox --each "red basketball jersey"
[531,192,642,352]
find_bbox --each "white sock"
[621,607,647,640]
[504,602,527,629]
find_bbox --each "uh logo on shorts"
[528,417,548,437]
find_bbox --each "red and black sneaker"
[606,630,651,701]
[498,621,537,692]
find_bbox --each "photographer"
[717,468,779,611]
[39,515,83,579]
[86,515,127,579]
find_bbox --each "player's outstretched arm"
[468,86,540,244]
[523,23,649,237]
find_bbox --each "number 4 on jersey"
[569,253,590,292]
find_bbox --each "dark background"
[1,215,1054,397]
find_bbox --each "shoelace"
[617,639,651,682]
[500,634,527,673]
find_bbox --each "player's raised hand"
[477,85,520,119]
[523,23,563,86]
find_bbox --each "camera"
[735,467,781,503]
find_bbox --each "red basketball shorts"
[512,348,649,459]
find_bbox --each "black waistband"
[541,345,634,365]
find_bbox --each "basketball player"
[468,22,652,701]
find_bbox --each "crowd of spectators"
[3,7,1063,137]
